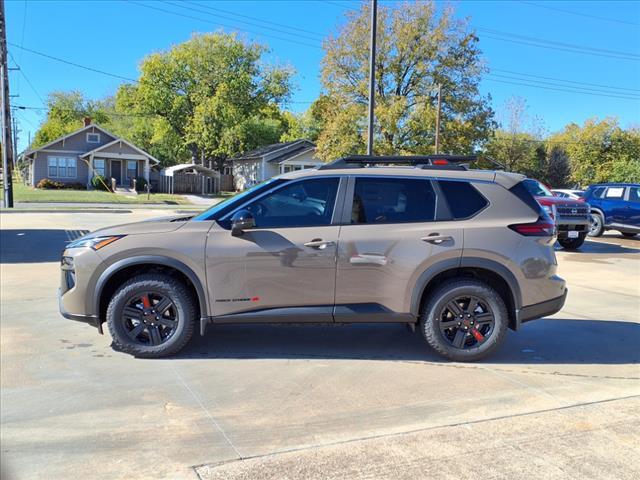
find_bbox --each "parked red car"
[522,179,591,249]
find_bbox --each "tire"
[621,232,638,238]
[588,213,604,237]
[107,273,196,358]
[558,233,587,250]
[420,279,508,362]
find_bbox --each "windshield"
[192,178,285,221]
[522,179,553,197]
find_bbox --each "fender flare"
[409,257,522,316]
[590,207,606,223]
[93,255,208,320]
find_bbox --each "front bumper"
[556,216,590,238]
[516,289,568,326]
[58,288,102,333]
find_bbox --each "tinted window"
[590,186,605,199]
[351,178,435,224]
[245,178,339,228]
[629,187,640,203]
[439,180,488,219]
[509,181,543,214]
[521,179,553,197]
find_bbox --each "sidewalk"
[0,200,218,211]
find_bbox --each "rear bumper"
[516,289,568,326]
[58,288,102,333]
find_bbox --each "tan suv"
[59,155,567,361]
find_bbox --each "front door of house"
[111,160,122,185]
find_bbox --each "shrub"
[65,182,87,190]
[135,176,148,192]
[91,175,111,191]
[36,178,66,189]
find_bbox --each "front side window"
[127,160,137,179]
[94,159,106,177]
[244,177,339,228]
[439,180,488,219]
[47,157,76,178]
[351,177,436,224]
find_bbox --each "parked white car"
[552,189,584,200]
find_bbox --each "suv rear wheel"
[420,279,508,362]
[106,273,196,358]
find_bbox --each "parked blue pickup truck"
[584,183,640,237]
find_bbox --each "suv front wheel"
[420,279,508,362]
[106,273,196,358]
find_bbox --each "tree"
[548,118,640,186]
[316,1,495,160]
[31,91,110,148]
[545,146,571,188]
[279,108,323,143]
[482,97,545,174]
[129,33,293,165]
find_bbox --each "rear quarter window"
[438,180,488,219]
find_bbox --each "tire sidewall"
[107,276,194,357]
[589,213,604,237]
[421,281,508,362]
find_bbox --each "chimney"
[83,117,92,127]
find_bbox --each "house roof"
[161,163,219,177]
[80,138,160,164]
[23,124,118,157]
[234,139,317,164]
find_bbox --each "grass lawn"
[12,183,196,205]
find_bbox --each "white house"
[232,140,322,184]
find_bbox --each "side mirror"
[231,209,255,237]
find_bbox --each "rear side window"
[629,187,640,203]
[590,187,605,199]
[509,181,543,215]
[439,180,488,219]
[605,187,625,199]
[351,178,436,224]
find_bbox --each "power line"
[7,51,46,106]
[491,68,640,93]
[125,0,322,50]
[520,1,640,27]
[485,76,640,101]
[7,43,138,82]
[478,28,640,61]
[184,0,325,39]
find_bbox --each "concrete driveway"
[1,211,638,479]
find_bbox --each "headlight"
[66,235,125,250]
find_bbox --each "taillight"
[509,216,556,236]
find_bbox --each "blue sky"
[5,0,640,152]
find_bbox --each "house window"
[87,133,100,143]
[94,159,106,177]
[47,157,77,178]
[127,160,138,179]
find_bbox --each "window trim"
[46,156,77,179]
[219,176,347,228]
[86,132,101,143]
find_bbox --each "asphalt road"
[1,211,638,480]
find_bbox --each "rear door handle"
[304,239,335,250]
[421,234,453,245]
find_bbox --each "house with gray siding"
[232,140,322,184]
[23,120,159,188]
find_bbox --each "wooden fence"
[158,173,220,195]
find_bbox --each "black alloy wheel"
[122,292,178,346]
[438,295,495,349]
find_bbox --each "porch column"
[88,153,94,189]
[144,157,150,182]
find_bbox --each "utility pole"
[366,0,377,156]
[0,0,14,207]
[434,84,442,155]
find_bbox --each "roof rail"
[317,154,477,170]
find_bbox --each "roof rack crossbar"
[318,154,477,170]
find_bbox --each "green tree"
[545,146,571,188]
[130,32,293,165]
[548,118,640,186]
[31,91,110,148]
[316,1,495,160]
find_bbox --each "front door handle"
[421,234,453,245]
[304,239,335,250]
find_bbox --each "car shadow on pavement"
[0,229,89,263]
[178,319,640,365]
[571,240,639,255]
